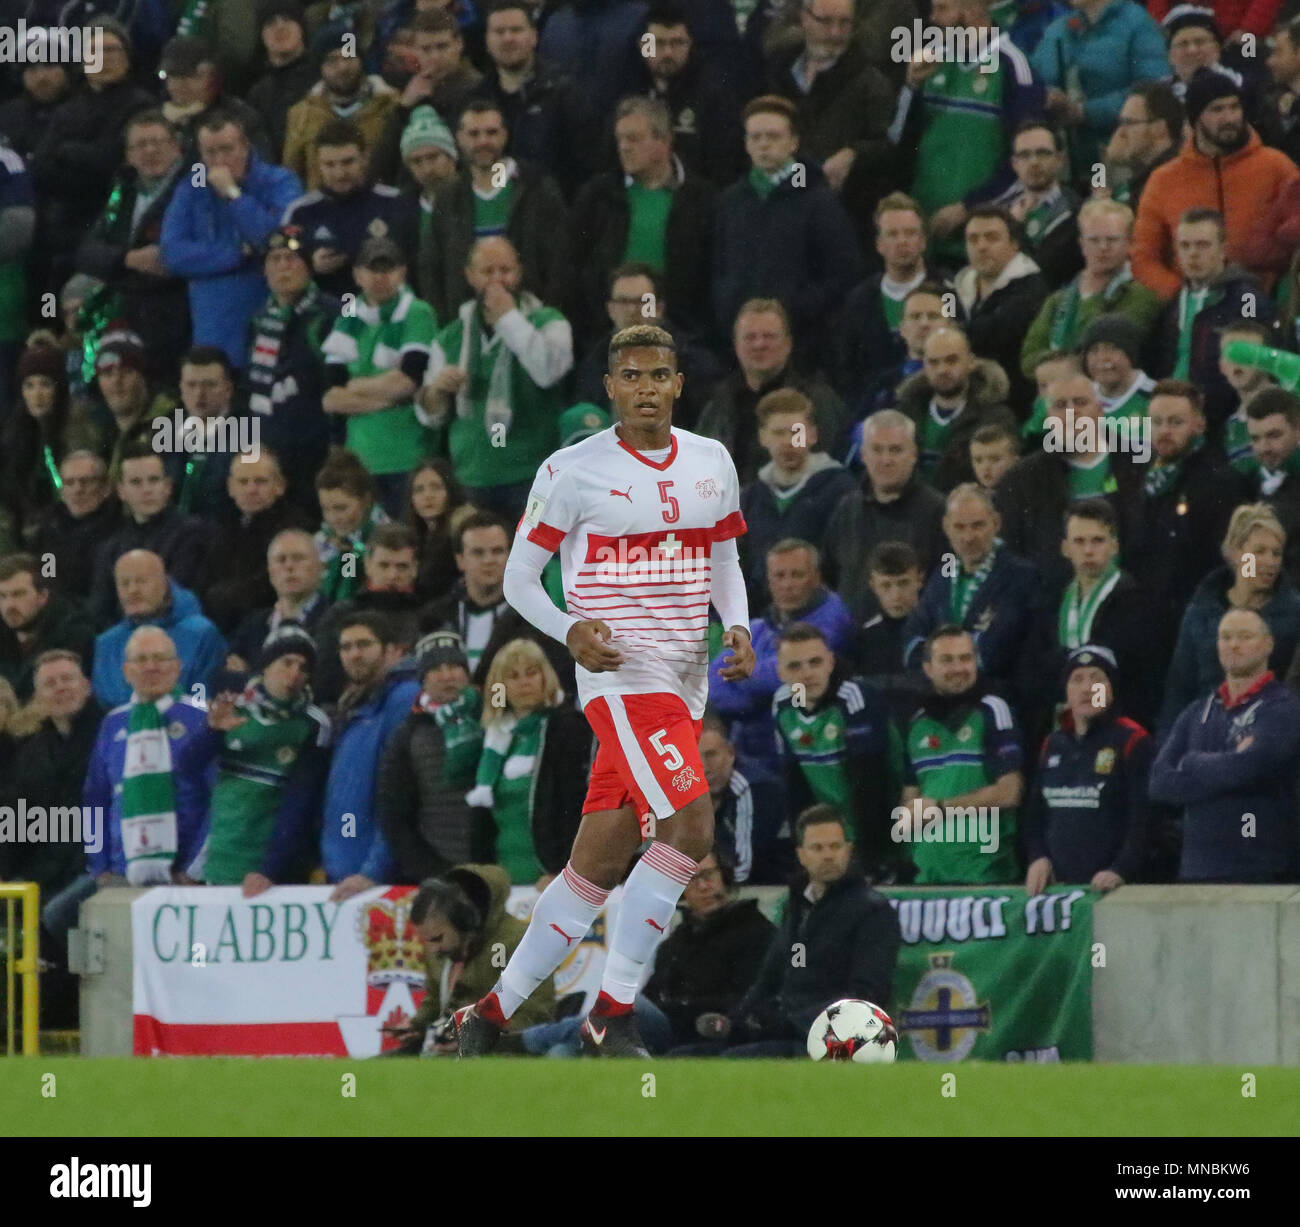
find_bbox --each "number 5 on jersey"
[658,480,678,524]
[649,727,684,770]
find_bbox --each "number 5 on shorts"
[648,727,684,770]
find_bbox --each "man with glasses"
[43,626,217,943]
[989,121,1081,290]
[31,452,122,605]
[1097,82,1184,209]
[1021,198,1161,376]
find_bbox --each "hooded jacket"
[739,453,858,601]
[894,358,1018,492]
[160,152,304,366]
[321,659,422,882]
[1151,672,1300,882]
[954,250,1048,410]
[735,864,901,1039]
[1133,129,1300,299]
[410,862,556,1033]
[90,581,228,710]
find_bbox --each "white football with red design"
[807,999,898,1064]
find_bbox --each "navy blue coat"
[1151,675,1300,882]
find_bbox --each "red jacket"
[1132,129,1300,298]
[1146,0,1282,38]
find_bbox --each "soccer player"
[451,324,756,1057]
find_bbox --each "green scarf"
[1174,286,1209,379]
[950,541,1000,624]
[1058,561,1120,648]
[748,161,795,201]
[318,502,389,603]
[239,677,311,725]
[1144,434,1203,499]
[121,694,180,886]
[415,684,485,788]
[1048,264,1133,351]
[454,290,545,435]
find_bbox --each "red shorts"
[582,691,708,833]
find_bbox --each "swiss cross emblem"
[656,532,683,558]
[695,478,719,499]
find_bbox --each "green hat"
[559,402,612,446]
[401,105,458,162]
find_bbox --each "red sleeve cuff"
[525,521,566,552]
[711,509,747,542]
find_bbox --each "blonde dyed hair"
[1222,503,1286,559]
[482,638,562,726]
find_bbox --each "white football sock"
[493,863,608,1018]
[599,841,697,1005]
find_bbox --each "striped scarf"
[950,541,1000,624]
[121,694,179,886]
[248,286,323,416]
[1058,562,1120,649]
[455,291,545,434]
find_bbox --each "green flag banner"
[882,886,1094,1062]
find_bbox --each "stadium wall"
[73,885,1300,1062]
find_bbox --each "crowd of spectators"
[4,0,1300,1051]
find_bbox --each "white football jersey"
[519,426,746,717]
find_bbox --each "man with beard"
[1134,69,1299,298]
[283,119,418,298]
[0,554,94,700]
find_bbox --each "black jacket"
[90,505,215,628]
[1145,268,1277,433]
[959,258,1049,413]
[735,866,901,1038]
[28,80,155,254]
[377,705,478,882]
[823,473,947,620]
[995,449,1144,590]
[75,161,190,381]
[569,162,715,341]
[0,91,65,159]
[420,161,572,323]
[470,703,593,875]
[247,55,318,160]
[0,700,102,899]
[227,593,330,670]
[696,364,849,486]
[31,496,122,605]
[712,159,865,353]
[465,603,576,697]
[0,594,96,700]
[1024,706,1152,884]
[1127,441,1249,667]
[643,898,775,1046]
[1255,86,1300,174]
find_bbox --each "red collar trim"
[616,429,678,471]
[1217,671,1274,709]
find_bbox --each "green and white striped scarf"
[121,694,180,886]
[454,290,546,435]
[1058,561,1120,649]
[950,540,1000,624]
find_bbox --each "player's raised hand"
[566,619,624,672]
[718,627,755,680]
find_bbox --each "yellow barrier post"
[0,883,40,1056]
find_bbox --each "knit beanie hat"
[311,20,353,70]
[1161,4,1220,43]
[1079,314,1143,367]
[258,624,318,673]
[258,0,306,30]
[16,343,66,386]
[1183,65,1242,126]
[416,630,469,678]
[401,105,458,162]
[1063,644,1119,692]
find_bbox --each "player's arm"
[711,466,754,681]
[504,481,623,672]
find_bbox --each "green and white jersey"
[321,285,439,474]
[1067,453,1116,499]
[903,691,1022,885]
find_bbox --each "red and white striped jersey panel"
[518,427,745,717]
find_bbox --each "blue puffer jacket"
[160,153,303,366]
[91,582,229,710]
[1151,674,1300,882]
[1158,568,1300,737]
[1031,0,1168,172]
[321,661,421,882]
[83,696,219,878]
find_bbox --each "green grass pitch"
[2,1061,1297,1136]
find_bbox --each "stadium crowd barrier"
[60,884,1300,1063]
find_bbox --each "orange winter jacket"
[1131,130,1300,299]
